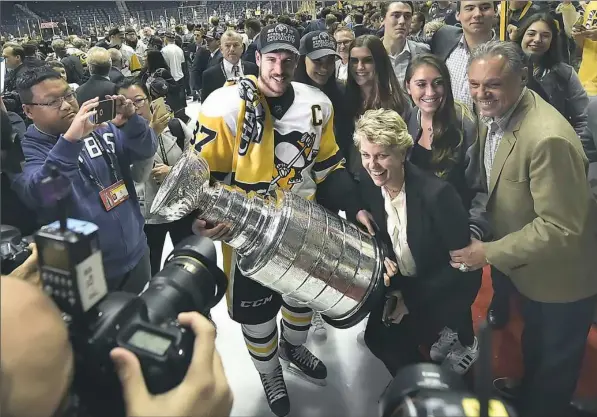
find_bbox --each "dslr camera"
[34,217,228,417]
[379,363,516,417]
[0,225,32,273]
[25,168,229,416]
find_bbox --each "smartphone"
[93,99,115,124]
[152,97,170,120]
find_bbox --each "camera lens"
[140,236,228,325]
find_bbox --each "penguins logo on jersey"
[271,130,318,189]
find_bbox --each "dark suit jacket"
[358,161,481,314]
[429,25,463,60]
[76,74,116,104]
[190,47,221,91]
[61,54,85,85]
[201,60,258,102]
[242,40,258,64]
[352,24,370,38]
[109,67,124,84]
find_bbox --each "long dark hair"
[404,54,463,178]
[345,35,408,119]
[145,49,170,73]
[514,13,562,70]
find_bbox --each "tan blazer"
[477,90,597,303]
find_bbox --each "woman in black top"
[293,31,349,159]
[403,54,483,373]
[513,13,592,156]
[293,30,352,338]
[403,54,479,214]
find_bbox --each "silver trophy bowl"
[151,149,385,328]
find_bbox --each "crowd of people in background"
[2,2,597,417]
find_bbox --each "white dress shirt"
[336,60,348,83]
[223,59,243,79]
[387,40,412,86]
[382,186,417,277]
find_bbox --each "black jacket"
[190,47,221,91]
[201,60,259,102]
[352,24,370,38]
[242,40,258,64]
[61,54,85,85]
[76,74,116,104]
[109,67,125,84]
[357,161,481,313]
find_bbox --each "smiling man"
[451,40,597,417]
[190,23,371,417]
[427,1,497,110]
[380,1,429,85]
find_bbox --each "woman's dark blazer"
[357,161,482,315]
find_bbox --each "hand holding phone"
[152,97,171,120]
[64,97,105,143]
[93,99,115,124]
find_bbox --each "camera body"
[33,218,228,416]
[379,363,516,417]
[0,225,32,273]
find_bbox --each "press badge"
[99,180,129,211]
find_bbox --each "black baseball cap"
[164,32,176,39]
[124,27,136,34]
[108,27,123,37]
[299,31,340,60]
[258,23,300,55]
[205,28,223,41]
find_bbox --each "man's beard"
[127,39,138,49]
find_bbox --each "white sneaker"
[443,336,479,375]
[311,312,327,339]
[430,327,458,362]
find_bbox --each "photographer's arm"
[111,312,233,417]
[8,243,41,287]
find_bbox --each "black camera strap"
[157,134,169,166]
[78,132,121,189]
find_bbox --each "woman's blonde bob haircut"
[353,108,414,154]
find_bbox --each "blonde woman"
[354,109,481,378]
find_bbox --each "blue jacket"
[19,114,157,282]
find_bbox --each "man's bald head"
[1,277,73,417]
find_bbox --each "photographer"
[1,98,38,236]
[16,65,156,293]
[0,276,233,417]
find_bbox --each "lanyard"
[221,60,240,80]
[79,132,121,189]
[158,134,169,165]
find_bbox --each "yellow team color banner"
[462,398,510,417]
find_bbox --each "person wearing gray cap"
[190,22,376,417]
[294,31,351,340]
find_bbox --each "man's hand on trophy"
[356,210,377,235]
[192,219,232,241]
[383,257,399,287]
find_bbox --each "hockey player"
[191,23,375,417]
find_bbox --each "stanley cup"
[151,149,385,328]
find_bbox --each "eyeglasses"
[26,91,76,109]
[133,97,148,108]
